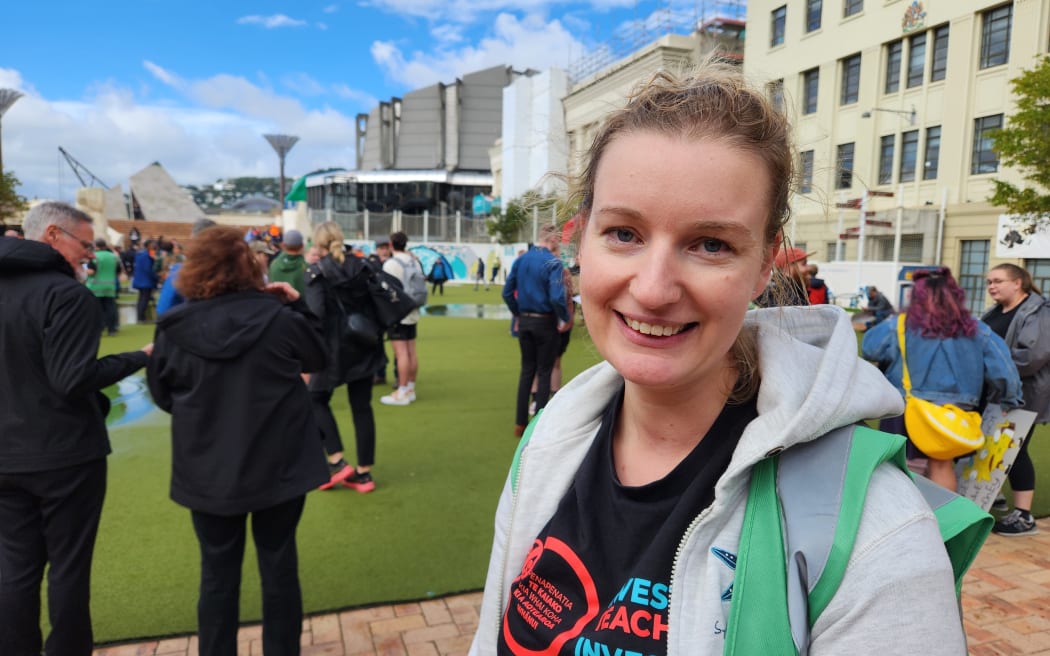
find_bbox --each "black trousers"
[97,296,118,334]
[311,377,376,467]
[190,495,306,656]
[135,288,153,322]
[0,459,107,656]
[515,314,560,427]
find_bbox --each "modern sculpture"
[0,89,24,175]
[263,133,299,207]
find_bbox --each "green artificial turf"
[89,283,603,644]
[81,287,1047,643]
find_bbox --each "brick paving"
[93,518,1050,655]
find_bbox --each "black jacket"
[147,291,328,515]
[305,255,385,390]
[0,238,148,473]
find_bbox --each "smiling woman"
[470,62,980,656]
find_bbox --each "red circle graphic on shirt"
[501,536,600,656]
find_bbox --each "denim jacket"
[861,316,1022,410]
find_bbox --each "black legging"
[310,377,375,467]
[1008,423,1037,492]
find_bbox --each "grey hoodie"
[471,306,967,655]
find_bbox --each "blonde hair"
[312,221,345,264]
[568,62,795,403]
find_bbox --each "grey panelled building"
[312,65,523,216]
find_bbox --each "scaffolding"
[567,0,747,84]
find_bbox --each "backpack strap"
[510,411,542,494]
[725,425,992,656]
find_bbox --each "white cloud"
[362,0,635,21]
[236,14,308,29]
[372,12,584,89]
[1,67,359,201]
[323,4,339,13]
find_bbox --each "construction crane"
[58,146,109,189]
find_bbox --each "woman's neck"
[1002,293,1028,313]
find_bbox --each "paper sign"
[955,407,1037,511]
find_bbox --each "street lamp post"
[861,105,917,126]
[263,134,300,208]
[0,89,24,175]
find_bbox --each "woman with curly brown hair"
[147,225,328,656]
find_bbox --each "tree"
[989,55,1050,235]
[0,170,28,224]
[486,191,559,244]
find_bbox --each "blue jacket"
[861,316,1022,410]
[155,263,183,315]
[502,246,570,323]
[132,249,158,290]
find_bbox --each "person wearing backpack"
[470,64,978,656]
[381,231,423,406]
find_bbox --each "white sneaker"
[380,389,412,406]
[407,389,416,402]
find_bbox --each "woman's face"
[579,132,777,393]
[987,269,1023,307]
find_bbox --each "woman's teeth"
[625,317,684,337]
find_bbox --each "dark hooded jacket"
[147,291,328,515]
[0,237,148,473]
[305,254,386,390]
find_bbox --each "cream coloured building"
[745,0,1050,309]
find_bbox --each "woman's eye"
[700,238,729,253]
[613,228,635,243]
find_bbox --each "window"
[930,25,949,82]
[972,114,1003,174]
[878,135,895,185]
[844,0,863,18]
[802,68,820,114]
[907,32,926,88]
[840,54,861,105]
[923,126,941,180]
[885,40,902,94]
[980,5,1012,69]
[825,242,838,262]
[806,0,823,32]
[768,79,785,113]
[1025,260,1050,300]
[836,142,855,189]
[875,235,923,262]
[800,150,814,193]
[772,6,787,47]
[960,240,990,314]
[899,130,919,182]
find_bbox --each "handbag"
[366,269,418,328]
[896,314,985,460]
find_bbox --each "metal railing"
[308,208,547,245]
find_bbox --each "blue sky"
[0,0,737,201]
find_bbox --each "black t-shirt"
[497,387,757,656]
[983,300,1022,340]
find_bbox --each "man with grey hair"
[155,217,216,315]
[0,201,151,654]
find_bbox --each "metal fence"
[308,208,552,245]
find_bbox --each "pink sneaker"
[342,469,375,493]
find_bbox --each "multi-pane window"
[980,5,1012,69]
[800,150,815,193]
[803,68,820,114]
[899,130,919,182]
[972,114,1003,174]
[840,54,861,105]
[930,25,949,82]
[875,235,923,262]
[907,32,926,88]
[885,40,902,93]
[923,126,941,180]
[1025,260,1050,299]
[806,0,823,32]
[772,6,787,47]
[768,79,785,113]
[878,135,895,185]
[844,0,863,18]
[836,142,855,189]
[960,240,990,314]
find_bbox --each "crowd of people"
[3,64,1049,656]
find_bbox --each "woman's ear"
[753,235,782,299]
